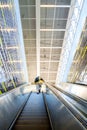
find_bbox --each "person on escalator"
[36,83,41,94]
[34,76,44,94]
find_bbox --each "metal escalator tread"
[12,92,51,130]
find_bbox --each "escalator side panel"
[44,92,85,130]
[0,92,29,130]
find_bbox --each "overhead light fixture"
[40,47,62,49]
[40,60,60,62]
[6,46,19,49]
[0,28,16,32]
[0,4,12,8]
[40,29,66,31]
[7,60,22,63]
[11,71,24,74]
[40,5,70,8]
[41,71,57,73]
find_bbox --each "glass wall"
[0,0,26,93]
[68,18,87,85]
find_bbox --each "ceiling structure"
[18,0,71,83]
[39,0,71,83]
[19,0,37,82]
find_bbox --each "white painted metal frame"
[40,5,71,8]
[36,0,40,76]
[56,0,84,85]
[47,0,57,81]
[14,0,29,82]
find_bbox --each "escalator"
[0,85,86,130]
[11,91,85,130]
[12,92,51,130]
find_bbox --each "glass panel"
[40,31,52,39]
[53,31,65,39]
[23,30,36,39]
[40,54,50,61]
[55,8,69,19]
[49,73,56,80]
[40,40,51,47]
[20,7,36,18]
[19,0,35,5]
[25,48,36,54]
[52,40,63,47]
[40,19,53,29]
[50,62,59,71]
[40,8,54,19]
[52,48,61,54]
[54,20,67,29]
[51,54,60,60]
[22,19,36,29]
[41,0,55,5]
[40,48,50,55]
[56,0,71,5]
[24,40,36,47]
[40,62,49,71]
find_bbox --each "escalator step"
[18,116,48,120]
[15,119,50,125]
[13,124,51,130]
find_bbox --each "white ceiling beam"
[41,18,67,20]
[40,38,64,40]
[36,0,40,76]
[21,18,67,20]
[7,60,22,63]
[41,71,57,73]
[40,5,70,8]
[40,29,66,31]
[40,47,62,49]
[23,29,36,30]
[6,46,19,49]
[40,61,60,62]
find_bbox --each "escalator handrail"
[42,92,53,130]
[46,83,87,129]
[48,83,87,106]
